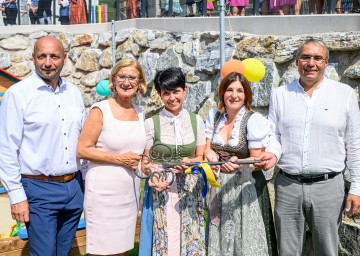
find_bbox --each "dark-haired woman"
[205,72,280,256]
[139,67,206,256]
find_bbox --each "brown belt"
[21,172,78,182]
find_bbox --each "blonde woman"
[77,59,147,255]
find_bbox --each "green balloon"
[96,80,111,96]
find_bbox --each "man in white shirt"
[0,36,85,255]
[268,38,360,256]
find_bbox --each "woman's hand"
[221,156,243,174]
[117,152,141,170]
[173,157,191,170]
[148,175,170,192]
[205,150,221,173]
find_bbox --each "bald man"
[0,36,85,255]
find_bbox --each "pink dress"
[270,0,296,10]
[226,0,249,7]
[84,100,146,255]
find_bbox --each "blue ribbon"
[189,162,208,198]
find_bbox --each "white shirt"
[145,108,206,150]
[269,77,360,196]
[0,72,85,204]
[205,107,282,160]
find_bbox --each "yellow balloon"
[242,58,266,82]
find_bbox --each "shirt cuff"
[265,146,281,163]
[349,183,360,197]
[8,188,27,205]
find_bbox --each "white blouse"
[205,107,272,149]
[145,108,206,150]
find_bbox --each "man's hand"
[345,193,360,218]
[255,152,277,170]
[11,200,30,223]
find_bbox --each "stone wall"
[1,30,359,118]
[0,28,360,254]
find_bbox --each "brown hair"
[108,58,147,95]
[218,72,252,113]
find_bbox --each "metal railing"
[0,0,358,26]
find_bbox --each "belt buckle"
[324,173,328,180]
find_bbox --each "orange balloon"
[221,59,245,77]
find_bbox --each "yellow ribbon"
[185,163,220,188]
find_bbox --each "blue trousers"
[22,172,84,256]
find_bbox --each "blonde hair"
[108,58,147,95]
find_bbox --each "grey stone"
[251,60,279,107]
[274,36,301,64]
[58,33,73,52]
[7,62,31,77]
[133,30,148,47]
[75,49,102,72]
[68,46,87,63]
[184,81,212,112]
[29,31,48,40]
[197,92,217,121]
[99,48,113,68]
[180,33,192,43]
[156,48,180,71]
[0,52,11,69]
[149,33,175,50]
[196,41,235,74]
[138,51,160,84]
[235,35,276,59]
[61,59,74,77]
[72,34,93,47]
[0,35,28,51]
[326,63,341,81]
[115,28,136,44]
[98,32,112,47]
[96,69,111,84]
[324,32,360,51]
[183,39,200,66]
[344,61,360,79]
[10,50,31,63]
[339,222,360,256]
[80,71,98,87]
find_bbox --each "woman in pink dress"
[227,0,248,16]
[270,0,296,14]
[77,58,147,255]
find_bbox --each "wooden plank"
[68,245,86,256]
[0,229,86,255]
[0,237,28,253]
[0,215,140,255]
[0,247,29,256]
[135,215,141,241]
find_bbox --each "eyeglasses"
[298,55,326,64]
[114,74,141,84]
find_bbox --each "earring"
[112,90,117,98]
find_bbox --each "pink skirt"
[207,1,214,10]
[270,0,296,9]
[226,0,249,7]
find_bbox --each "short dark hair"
[153,67,186,94]
[218,72,252,113]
